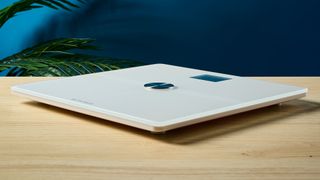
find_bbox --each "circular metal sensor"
[144,82,175,90]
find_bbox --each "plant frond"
[0,38,144,76]
[0,0,85,28]
[0,1,144,77]
[2,38,97,62]
[1,57,143,76]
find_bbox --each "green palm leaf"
[0,0,144,76]
[0,38,144,76]
[2,57,141,76]
[4,38,97,60]
[0,0,85,28]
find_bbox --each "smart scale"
[11,64,307,132]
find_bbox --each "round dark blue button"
[144,82,175,90]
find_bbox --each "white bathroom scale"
[11,64,307,132]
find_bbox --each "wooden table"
[0,77,319,180]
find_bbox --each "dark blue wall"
[3,0,320,75]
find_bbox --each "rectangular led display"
[191,74,231,82]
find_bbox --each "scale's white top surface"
[11,64,307,132]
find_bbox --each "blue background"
[1,0,319,75]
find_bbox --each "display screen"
[191,74,231,82]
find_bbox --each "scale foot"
[150,131,166,134]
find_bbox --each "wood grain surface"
[0,77,319,180]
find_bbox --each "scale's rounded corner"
[146,122,171,134]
